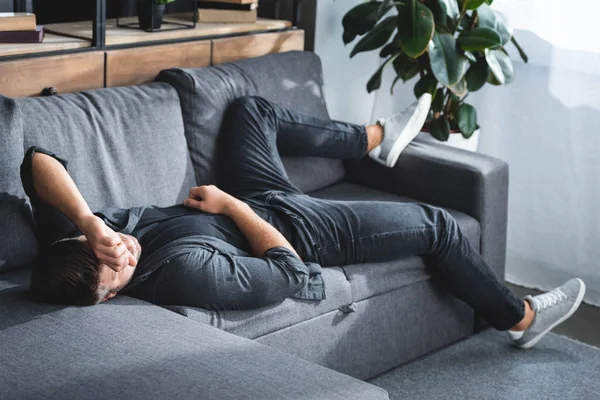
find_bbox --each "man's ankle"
[510,299,535,331]
[366,124,383,152]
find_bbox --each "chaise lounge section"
[0,51,508,398]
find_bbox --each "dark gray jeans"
[217,96,525,330]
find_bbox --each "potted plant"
[138,0,177,31]
[342,0,528,150]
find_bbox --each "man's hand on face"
[184,185,239,215]
[78,215,138,272]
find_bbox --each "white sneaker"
[508,278,586,349]
[368,93,432,168]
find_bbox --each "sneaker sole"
[518,278,586,349]
[384,94,432,167]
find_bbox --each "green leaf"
[391,56,420,94]
[391,75,403,94]
[465,57,488,91]
[487,71,502,85]
[477,4,511,45]
[439,0,459,20]
[448,77,468,97]
[377,0,399,18]
[456,103,477,138]
[393,54,420,80]
[432,87,445,112]
[351,16,398,58]
[367,55,398,93]
[450,91,460,103]
[429,116,451,141]
[414,73,438,98]
[463,0,486,10]
[426,110,435,124]
[464,51,477,62]
[485,48,514,84]
[511,36,529,63]
[460,13,473,31]
[427,0,448,27]
[457,27,502,51]
[397,0,435,58]
[380,41,399,57]
[342,1,387,44]
[484,0,494,5]
[428,31,469,86]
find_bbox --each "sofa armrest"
[344,136,509,282]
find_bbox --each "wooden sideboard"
[0,52,105,98]
[105,41,212,87]
[0,29,305,97]
[212,30,305,65]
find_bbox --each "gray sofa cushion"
[256,278,473,380]
[0,96,37,273]
[157,51,346,192]
[0,271,388,400]
[311,181,481,301]
[15,83,196,212]
[166,266,352,339]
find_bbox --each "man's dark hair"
[30,239,110,306]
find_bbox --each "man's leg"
[313,199,585,347]
[218,96,377,197]
[313,200,527,331]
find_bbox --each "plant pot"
[421,129,481,152]
[443,129,480,152]
[137,2,165,31]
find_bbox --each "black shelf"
[1,0,302,60]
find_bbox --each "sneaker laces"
[533,289,568,311]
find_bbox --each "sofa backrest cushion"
[157,51,345,193]
[15,83,196,212]
[0,96,38,273]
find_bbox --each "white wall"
[314,0,600,306]
[314,0,381,125]
[474,0,600,306]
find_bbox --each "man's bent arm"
[31,152,136,270]
[185,185,300,258]
[31,152,95,230]
[225,199,299,258]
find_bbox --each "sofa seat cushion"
[157,51,346,193]
[15,83,196,212]
[0,96,38,273]
[0,270,388,400]
[166,266,352,340]
[310,181,482,302]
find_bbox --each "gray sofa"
[0,51,508,399]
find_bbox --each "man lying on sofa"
[22,95,585,350]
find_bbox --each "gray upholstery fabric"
[157,51,346,192]
[0,267,31,290]
[0,273,388,400]
[166,267,352,339]
[344,134,509,282]
[256,278,474,380]
[16,84,196,212]
[0,96,37,273]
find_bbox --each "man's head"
[30,234,141,306]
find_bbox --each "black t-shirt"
[20,146,325,304]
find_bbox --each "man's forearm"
[31,152,95,231]
[225,199,299,258]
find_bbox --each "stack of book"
[197,0,258,24]
[0,12,44,44]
